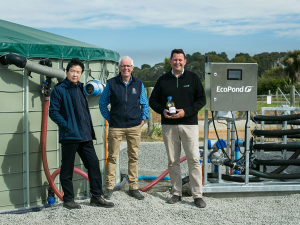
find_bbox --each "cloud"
[1,0,300,37]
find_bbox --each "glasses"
[69,69,82,75]
[120,65,132,68]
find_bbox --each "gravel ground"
[2,142,300,225]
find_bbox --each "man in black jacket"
[149,49,206,208]
[49,58,114,209]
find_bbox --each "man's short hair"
[170,49,186,59]
[119,56,134,67]
[66,58,84,73]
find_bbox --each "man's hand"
[171,109,185,119]
[140,120,145,126]
[163,109,173,119]
[164,109,185,119]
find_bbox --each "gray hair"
[119,56,134,67]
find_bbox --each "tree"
[218,52,229,62]
[141,64,151,69]
[164,57,171,73]
[280,50,300,83]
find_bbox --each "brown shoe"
[166,195,181,204]
[63,201,81,210]
[128,190,145,200]
[90,196,114,208]
[194,198,206,208]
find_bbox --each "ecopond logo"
[216,86,254,93]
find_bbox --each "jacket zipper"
[124,86,127,123]
[77,87,89,140]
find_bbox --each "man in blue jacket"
[99,56,149,200]
[49,58,114,210]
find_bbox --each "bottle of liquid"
[166,96,176,114]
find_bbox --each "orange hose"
[105,120,108,168]
[139,156,186,192]
[41,97,89,201]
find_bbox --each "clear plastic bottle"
[166,96,176,114]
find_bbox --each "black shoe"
[128,190,145,200]
[103,189,113,200]
[194,198,206,208]
[63,201,81,210]
[90,196,114,208]
[167,195,181,204]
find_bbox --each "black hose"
[113,173,128,191]
[252,114,300,122]
[286,135,300,138]
[0,53,27,68]
[255,120,300,125]
[249,169,300,179]
[270,150,300,174]
[253,159,300,166]
[0,204,51,214]
[253,143,300,151]
[207,173,261,182]
[252,129,300,137]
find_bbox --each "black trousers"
[60,141,102,202]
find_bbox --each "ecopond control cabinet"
[205,63,258,111]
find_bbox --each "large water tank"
[0,19,120,212]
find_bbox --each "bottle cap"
[167,96,172,100]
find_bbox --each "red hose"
[41,97,89,201]
[139,156,186,192]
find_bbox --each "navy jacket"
[108,74,142,128]
[49,79,96,143]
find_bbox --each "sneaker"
[63,201,81,210]
[90,196,114,208]
[194,198,206,208]
[103,189,113,200]
[166,195,181,204]
[128,189,145,200]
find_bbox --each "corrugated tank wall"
[0,58,119,212]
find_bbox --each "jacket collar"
[61,78,83,89]
[167,69,186,78]
[118,73,135,85]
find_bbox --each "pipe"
[25,60,65,81]
[139,156,186,192]
[138,176,170,180]
[252,114,300,122]
[0,53,66,81]
[252,129,300,137]
[234,139,244,174]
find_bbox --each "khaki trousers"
[162,124,202,199]
[106,125,141,190]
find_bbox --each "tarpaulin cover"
[0,19,119,62]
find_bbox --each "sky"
[1,0,300,68]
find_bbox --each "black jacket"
[149,70,206,125]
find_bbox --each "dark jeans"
[60,141,102,202]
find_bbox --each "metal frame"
[203,108,300,193]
